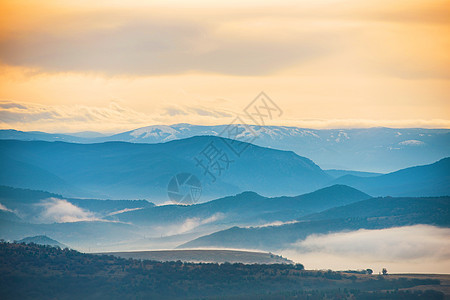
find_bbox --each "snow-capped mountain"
[98,124,450,172]
[1,124,449,172]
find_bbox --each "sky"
[0,0,449,133]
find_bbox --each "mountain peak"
[18,235,67,248]
[305,184,370,197]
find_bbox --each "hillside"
[0,242,445,300]
[18,235,67,248]
[108,185,371,226]
[0,185,369,251]
[333,157,450,197]
[179,196,450,250]
[0,185,154,223]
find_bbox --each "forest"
[0,242,444,299]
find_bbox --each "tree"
[382,268,388,275]
[366,269,373,275]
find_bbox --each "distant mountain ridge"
[332,157,450,197]
[0,137,331,201]
[179,196,450,250]
[1,184,448,253]
[0,184,370,251]
[0,185,154,223]
[1,138,448,201]
[2,125,449,172]
[107,184,371,227]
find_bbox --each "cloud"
[163,107,189,117]
[162,105,233,118]
[1,100,449,132]
[0,1,449,79]
[38,198,99,223]
[0,102,27,109]
[157,213,225,236]
[0,100,151,132]
[0,100,150,124]
[280,118,450,129]
[0,100,240,132]
[247,220,299,228]
[0,11,337,76]
[0,203,13,212]
[107,207,144,216]
[280,225,450,274]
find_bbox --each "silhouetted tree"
[382,268,388,275]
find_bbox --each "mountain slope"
[108,185,371,226]
[0,186,154,222]
[0,129,91,143]
[332,157,450,197]
[18,235,67,248]
[109,125,448,172]
[2,125,449,172]
[0,137,331,201]
[325,169,382,178]
[0,219,142,250]
[0,156,85,197]
[179,196,450,251]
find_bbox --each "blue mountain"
[2,125,449,172]
[0,137,331,201]
[179,196,450,251]
[108,185,371,226]
[332,157,450,197]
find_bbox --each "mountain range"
[332,157,450,197]
[179,195,450,251]
[106,184,371,227]
[2,182,449,253]
[0,185,370,248]
[0,186,154,223]
[0,137,448,202]
[0,137,331,201]
[1,126,449,254]
[1,125,449,172]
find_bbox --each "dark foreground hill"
[0,242,445,300]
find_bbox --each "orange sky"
[0,0,449,133]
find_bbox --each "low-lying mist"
[280,225,450,274]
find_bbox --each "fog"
[38,198,100,223]
[280,225,450,274]
[153,213,225,236]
